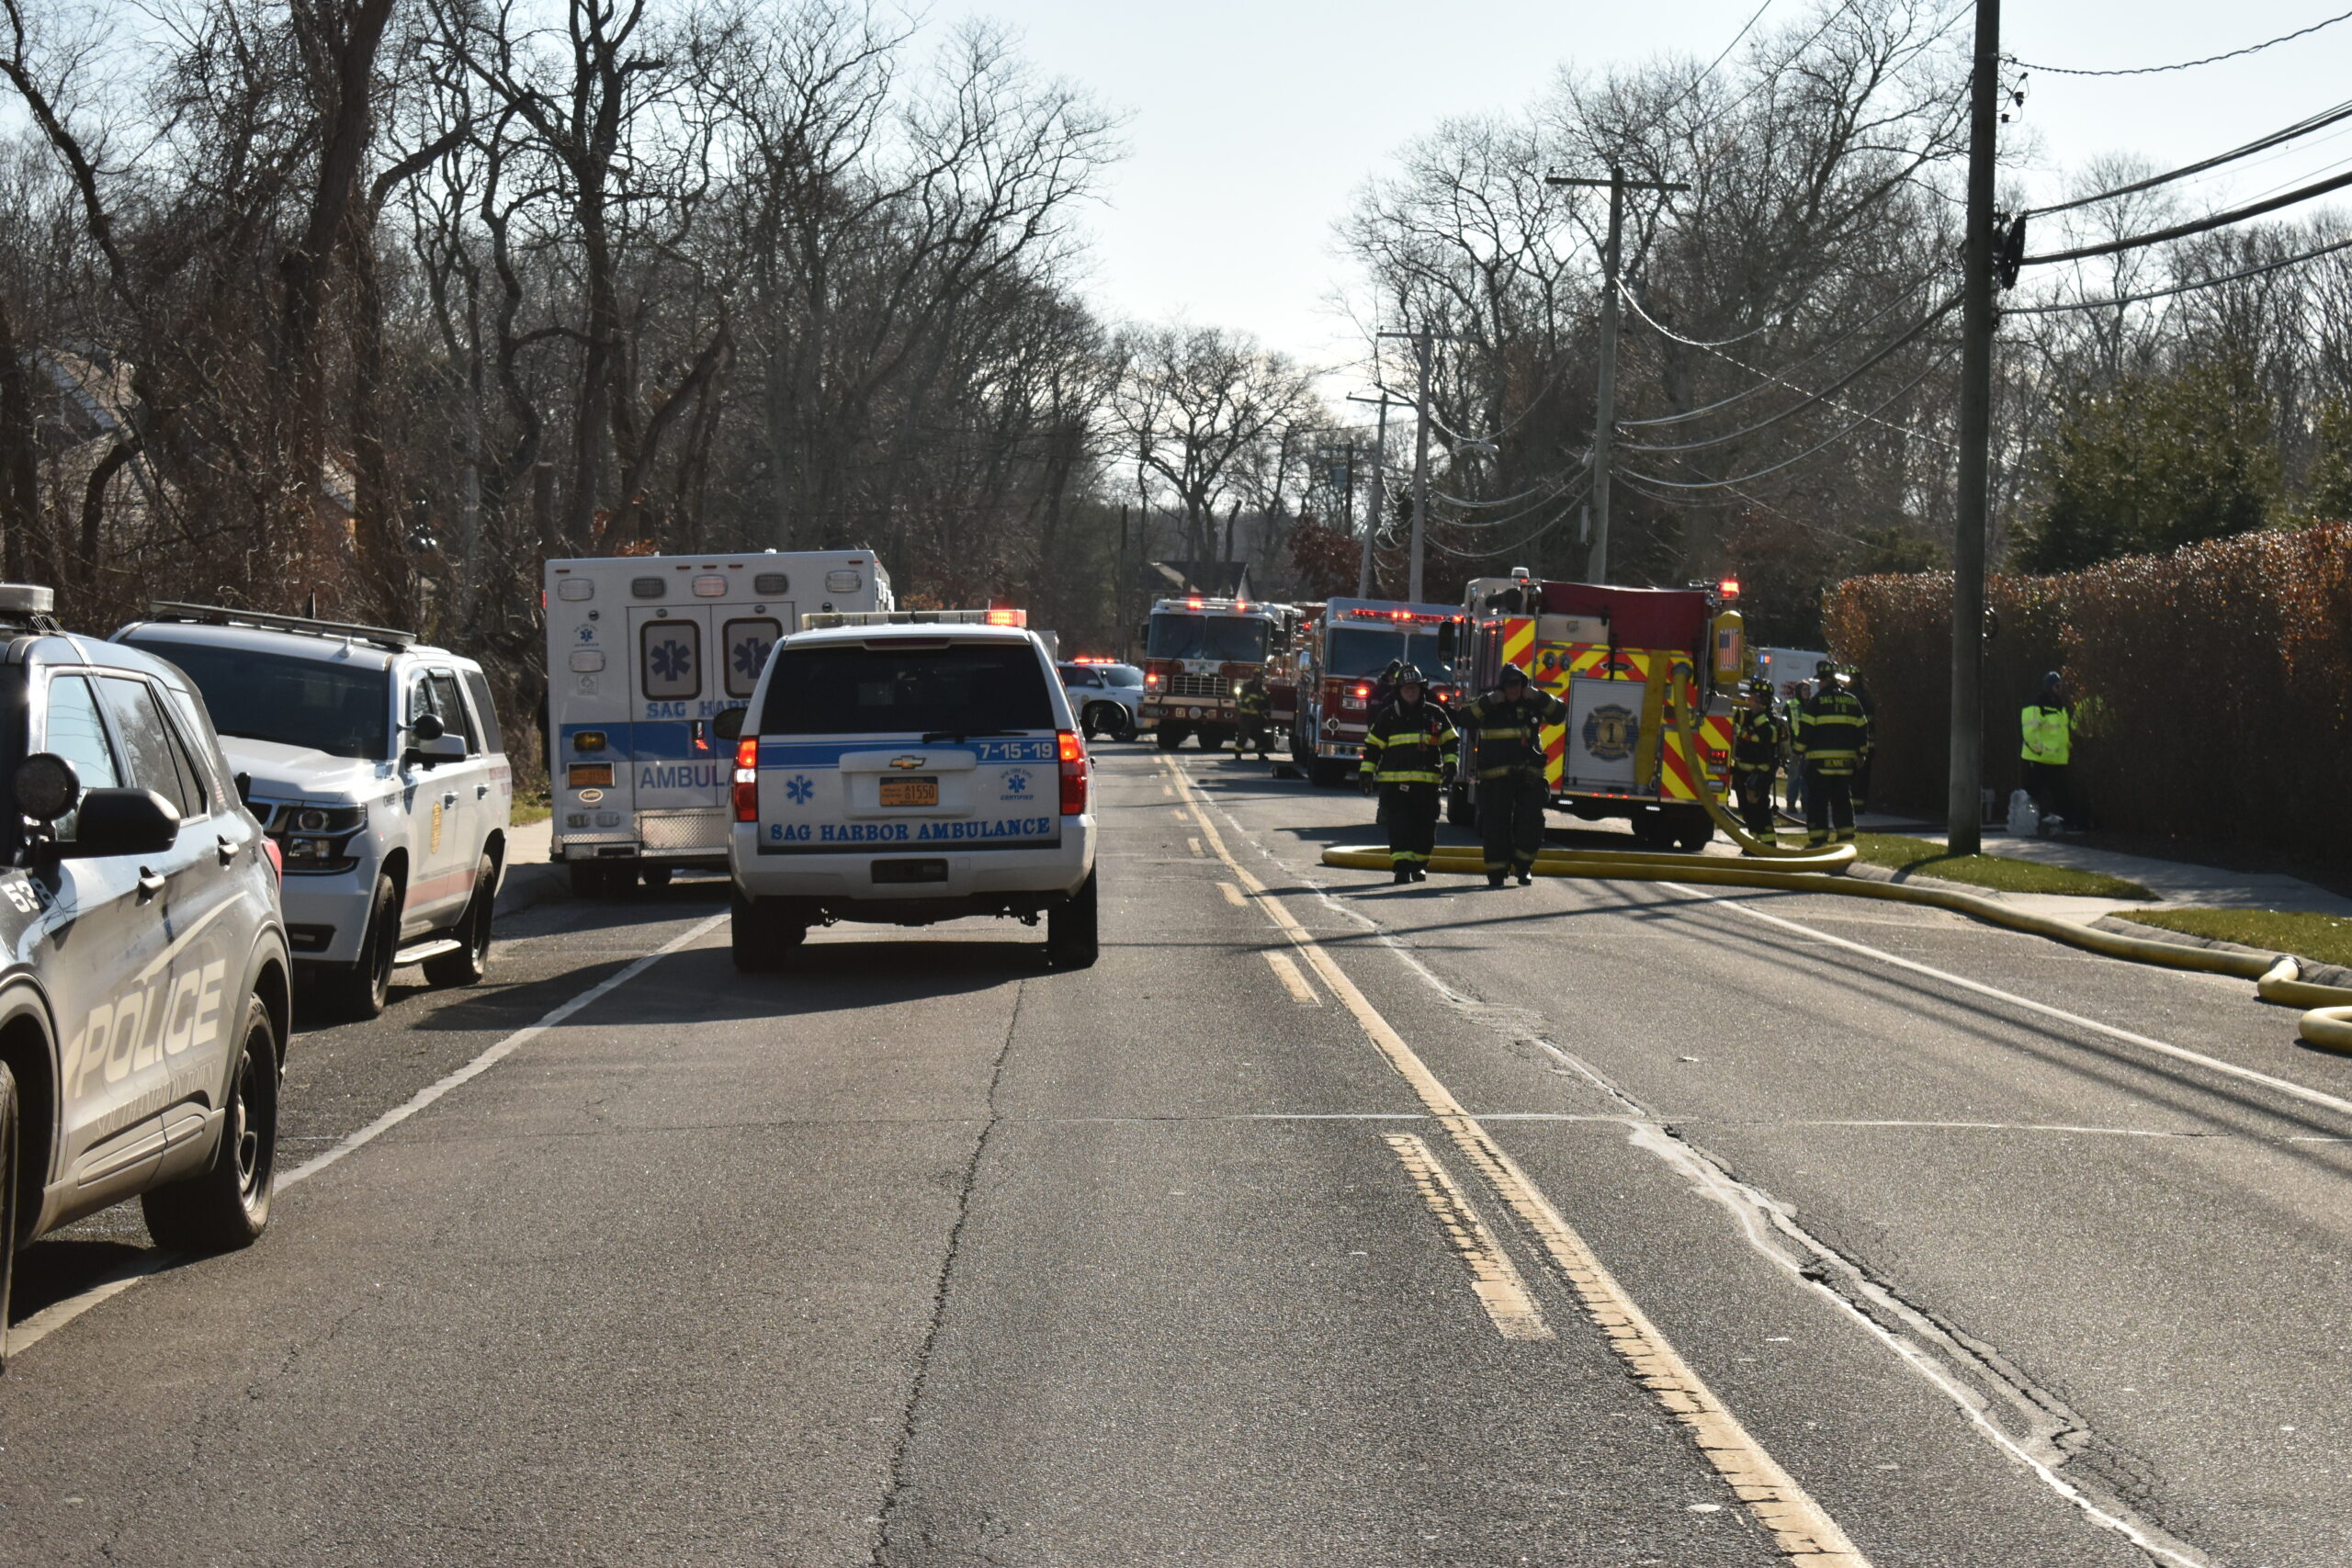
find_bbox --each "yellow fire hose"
[1333,682,2352,1051]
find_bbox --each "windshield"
[1147,614,1269,662]
[761,641,1055,736]
[1098,664,1143,687]
[126,636,392,760]
[1328,626,1457,682]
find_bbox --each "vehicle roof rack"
[144,601,416,651]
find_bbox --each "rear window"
[760,642,1054,736]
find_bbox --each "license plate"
[879,778,938,807]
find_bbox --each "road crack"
[865,980,1023,1568]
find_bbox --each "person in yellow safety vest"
[1792,659,1871,847]
[1730,678,1785,838]
[1235,674,1272,761]
[1359,666,1457,884]
[2019,671,2073,825]
[1459,662,1567,888]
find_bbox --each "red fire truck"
[1288,596,1471,786]
[1452,574,1741,850]
[1139,595,1299,750]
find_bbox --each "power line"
[1618,273,1949,426]
[1620,356,1951,491]
[2021,97,2352,220]
[2009,10,2352,77]
[2008,229,2352,314]
[1425,482,1593,558]
[1618,291,1960,453]
[1645,0,1780,128]
[2022,164,2352,265]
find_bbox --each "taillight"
[262,837,283,881]
[732,737,760,821]
[1058,730,1088,816]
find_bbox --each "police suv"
[115,605,512,1021]
[0,586,291,1363]
[720,610,1098,971]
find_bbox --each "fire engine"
[1138,595,1298,750]
[1288,597,1469,785]
[1453,573,1743,851]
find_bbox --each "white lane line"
[7,911,728,1361]
[1167,760,1868,1564]
[1263,950,1321,1005]
[1385,1133,1554,1341]
[1668,884,2352,1124]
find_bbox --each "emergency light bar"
[1070,655,1119,664]
[1339,607,1463,626]
[800,608,1027,631]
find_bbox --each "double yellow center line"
[1163,758,1870,1567]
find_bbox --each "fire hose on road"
[1324,687,2352,1052]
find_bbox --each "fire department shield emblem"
[1582,704,1637,762]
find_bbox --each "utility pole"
[1547,167,1688,584]
[1373,331,1438,601]
[1948,0,2000,856]
[1346,389,1410,597]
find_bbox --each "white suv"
[115,605,513,1020]
[721,615,1098,971]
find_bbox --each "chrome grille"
[1167,672,1226,699]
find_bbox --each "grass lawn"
[1846,832,2154,900]
[512,787,551,827]
[2116,908,2352,969]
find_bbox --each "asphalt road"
[5,747,2347,1566]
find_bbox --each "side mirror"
[413,712,447,742]
[407,732,466,767]
[711,707,746,743]
[65,788,180,858]
[14,752,82,822]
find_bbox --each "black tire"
[315,874,399,1021]
[1111,708,1139,742]
[639,865,673,890]
[0,1059,17,1370]
[424,853,496,987]
[1195,725,1230,751]
[1447,784,1474,826]
[1630,812,1674,850]
[1082,702,1120,741]
[569,861,615,898]
[1046,868,1099,969]
[729,887,806,974]
[1156,724,1188,751]
[141,997,277,1252]
[1672,810,1715,853]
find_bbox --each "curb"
[2089,916,2352,991]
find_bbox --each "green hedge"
[1822,524,2352,861]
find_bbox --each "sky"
[952,0,2352,397]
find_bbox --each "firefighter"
[1358,665,1456,884]
[2019,671,2072,825]
[1460,662,1567,887]
[1792,659,1871,847]
[1236,673,1273,761]
[1372,657,1406,716]
[1730,677,1784,839]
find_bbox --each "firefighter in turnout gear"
[1731,678,1785,838]
[1792,660,1871,846]
[1460,662,1568,887]
[1236,674,1273,760]
[1359,666,1456,883]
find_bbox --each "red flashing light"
[1718,578,1741,600]
[1187,597,1204,609]
[1352,682,1372,699]
[732,737,760,821]
[985,607,1025,626]
[1057,730,1088,815]
[1145,671,1161,687]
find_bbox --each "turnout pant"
[1238,719,1272,758]
[1734,770,1778,836]
[1804,762,1856,846]
[1380,782,1441,869]
[1479,771,1550,876]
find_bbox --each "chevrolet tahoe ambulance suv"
[720,611,1098,971]
[0,586,291,1362]
[116,604,512,1021]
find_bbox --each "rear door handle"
[475,784,490,799]
[216,834,237,866]
[441,793,458,807]
[137,868,166,901]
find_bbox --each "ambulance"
[544,550,891,892]
[1453,573,1741,850]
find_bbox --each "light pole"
[1345,389,1411,597]
[1546,167,1688,583]
[1948,0,2001,856]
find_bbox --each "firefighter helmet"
[1746,677,1773,698]
[1394,663,1425,685]
[1498,661,1531,687]
[1815,658,1838,681]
